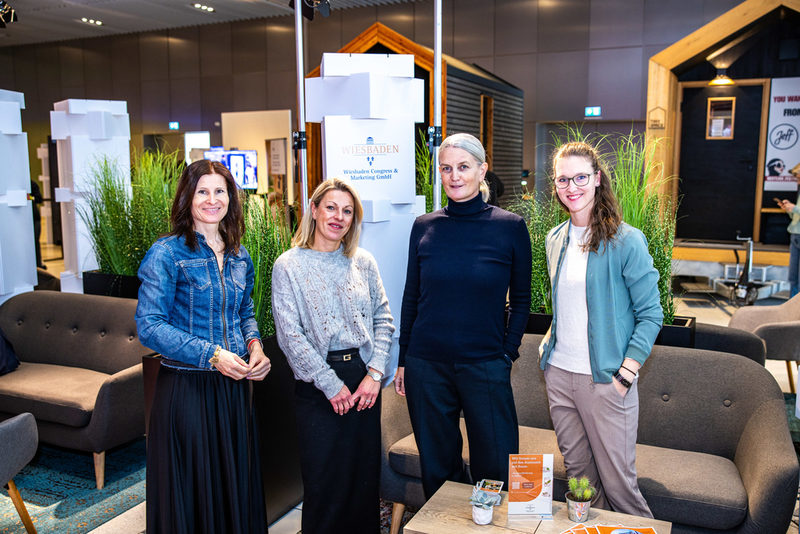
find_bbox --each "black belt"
[327,348,359,362]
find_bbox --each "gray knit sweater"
[272,245,395,399]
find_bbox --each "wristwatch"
[613,370,632,389]
[366,369,382,382]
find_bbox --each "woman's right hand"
[394,367,406,396]
[329,385,354,415]
[213,348,250,380]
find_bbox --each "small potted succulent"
[565,476,596,522]
[469,487,500,525]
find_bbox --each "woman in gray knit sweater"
[272,178,394,534]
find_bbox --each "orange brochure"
[595,527,658,534]
[508,454,553,516]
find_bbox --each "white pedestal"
[50,99,131,291]
[306,53,426,383]
[0,89,36,304]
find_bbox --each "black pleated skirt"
[146,364,268,534]
[295,357,381,534]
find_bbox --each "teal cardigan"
[539,220,663,383]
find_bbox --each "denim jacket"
[135,233,261,371]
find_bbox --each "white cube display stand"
[50,99,131,293]
[0,89,36,305]
[306,53,426,383]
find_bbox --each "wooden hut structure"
[645,0,800,263]
[305,22,524,202]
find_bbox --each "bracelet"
[247,339,262,353]
[209,345,222,367]
[613,370,632,388]
[620,364,637,376]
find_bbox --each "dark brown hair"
[552,141,621,253]
[170,159,244,253]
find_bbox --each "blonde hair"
[791,162,800,178]
[439,133,491,202]
[292,178,363,258]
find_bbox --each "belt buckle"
[342,354,352,361]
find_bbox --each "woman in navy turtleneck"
[394,133,532,498]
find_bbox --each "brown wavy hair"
[170,159,244,253]
[552,141,621,253]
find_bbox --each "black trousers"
[294,356,381,534]
[405,355,519,499]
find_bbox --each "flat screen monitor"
[203,149,258,190]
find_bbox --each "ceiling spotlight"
[192,3,215,12]
[0,0,17,28]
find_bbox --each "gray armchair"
[728,293,800,391]
[1,412,38,534]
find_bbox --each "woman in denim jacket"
[136,160,270,534]
[539,142,662,517]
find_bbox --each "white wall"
[221,110,293,200]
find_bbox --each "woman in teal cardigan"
[539,141,662,517]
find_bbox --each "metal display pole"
[294,4,309,211]
[431,0,443,210]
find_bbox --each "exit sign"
[584,106,601,118]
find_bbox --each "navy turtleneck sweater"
[398,194,532,366]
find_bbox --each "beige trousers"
[544,364,652,518]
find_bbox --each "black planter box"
[525,312,553,334]
[253,336,304,524]
[82,270,141,299]
[656,315,696,348]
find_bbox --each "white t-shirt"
[549,224,591,375]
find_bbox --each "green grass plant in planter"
[549,126,679,325]
[415,130,447,213]
[80,150,182,277]
[241,197,293,338]
[506,192,567,315]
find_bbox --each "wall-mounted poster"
[764,77,800,191]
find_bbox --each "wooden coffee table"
[403,481,672,534]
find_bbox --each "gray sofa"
[381,333,798,533]
[0,290,152,489]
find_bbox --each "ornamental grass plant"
[506,191,567,314]
[80,150,182,276]
[552,126,678,324]
[241,197,293,337]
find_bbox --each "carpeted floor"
[0,438,146,534]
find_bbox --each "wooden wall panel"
[232,19,267,74]
[139,31,169,82]
[168,26,200,80]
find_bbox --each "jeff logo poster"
[765,77,800,192]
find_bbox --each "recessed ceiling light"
[192,3,215,13]
[80,16,103,26]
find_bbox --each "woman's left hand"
[246,345,271,381]
[351,374,381,411]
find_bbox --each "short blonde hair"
[439,133,490,202]
[791,162,800,178]
[292,178,363,258]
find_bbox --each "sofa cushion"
[0,362,108,427]
[635,444,746,529]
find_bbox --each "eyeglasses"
[554,172,595,189]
